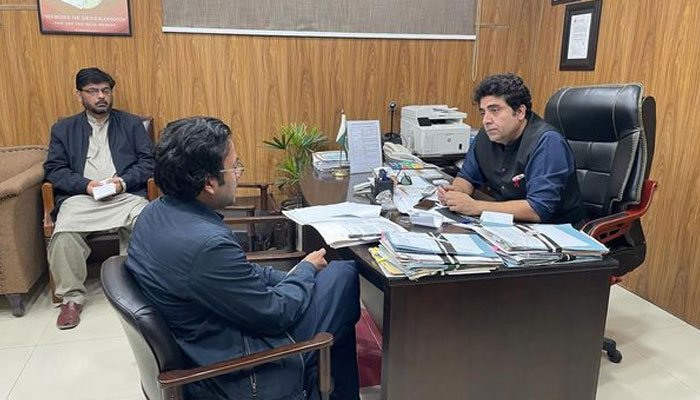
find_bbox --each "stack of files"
[372,232,501,280]
[312,151,349,172]
[468,223,608,267]
[282,202,406,249]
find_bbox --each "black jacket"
[43,109,154,220]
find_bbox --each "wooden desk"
[300,169,616,400]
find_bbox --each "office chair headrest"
[544,83,644,143]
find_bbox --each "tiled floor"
[1,282,699,400]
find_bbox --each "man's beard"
[85,100,112,116]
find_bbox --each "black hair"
[154,117,232,200]
[473,73,532,118]
[75,67,115,91]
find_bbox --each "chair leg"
[6,294,25,317]
[603,337,622,363]
[48,272,61,304]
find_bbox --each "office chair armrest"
[582,180,658,244]
[158,332,333,389]
[42,182,55,237]
[247,250,307,263]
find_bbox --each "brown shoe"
[56,302,83,330]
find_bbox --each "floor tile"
[38,279,124,345]
[360,385,381,400]
[597,342,700,400]
[0,347,33,400]
[605,285,686,336]
[0,284,55,321]
[621,324,700,394]
[7,337,141,400]
[0,314,51,350]
[38,299,124,345]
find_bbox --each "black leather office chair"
[101,255,333,400]
[544,83,658,363]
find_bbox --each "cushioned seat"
[0,146,49,316]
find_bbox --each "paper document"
[567,13,592,60]
[93,183,117,200]
[311,217,407,249]
[283,202,381,225]
[347,120,382,173]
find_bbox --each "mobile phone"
[414,199,437,210]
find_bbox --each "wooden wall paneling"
[521,0,700,327]
[11,0,700,329]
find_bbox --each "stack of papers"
[312,151,349,172]
[468,223,608,267]
[282,202,406,248]
[371,232,501,280]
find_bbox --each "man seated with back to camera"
[438,73,583,224]
[125,117,360,400]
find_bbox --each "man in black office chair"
[438,73,583,224]
[125,117,360,400]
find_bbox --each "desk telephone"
[383,142,423,163]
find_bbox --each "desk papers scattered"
[313,217,406,249]
[283,202,381,225]
[282,202,406,248]
[468,223,608,266]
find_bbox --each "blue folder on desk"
[383,232,497,258]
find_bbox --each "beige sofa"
[0,146,48,316]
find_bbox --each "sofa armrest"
[0,162,45,202]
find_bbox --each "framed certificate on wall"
[559,0,602,70]
[37,0,132,36]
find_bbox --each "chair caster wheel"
[606,349,622,363]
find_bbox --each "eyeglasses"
[80,87,113,96]
[220,160,245,177]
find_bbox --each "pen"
[419,187,437,202]
[512,173,525,188]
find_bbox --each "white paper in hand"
[93,183,117,200]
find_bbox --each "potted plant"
[263,123,327,209]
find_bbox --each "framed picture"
[560,0,602,70]
[552,0,579,4]
[37,0,132,36]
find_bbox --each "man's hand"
[437,184,456,204]
[86,180,103,195]
[303,248,328,271]
[105,177,124,193]
[443,190,482,216]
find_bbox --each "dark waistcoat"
[473,113,582,223]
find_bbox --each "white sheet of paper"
[282,202,381,225]
[93,183,117,200]
[347,120,382,173]
[534,225,588,247]
[567,13,592,60]
[480,211,513,225]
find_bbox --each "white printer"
[400,105,471,157]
